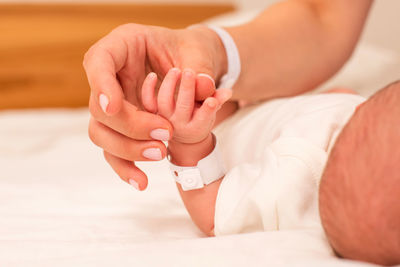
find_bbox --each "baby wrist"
[168,133,226,191]
[168,133,214,167]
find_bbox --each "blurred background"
[0,0,236,110]
[0,2,399,265]
[1,0,399,110]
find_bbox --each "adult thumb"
[196,71,216,101]
[179,64,216,101]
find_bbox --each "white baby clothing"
[213,93,366,236]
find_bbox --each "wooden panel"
[0,4,234,110]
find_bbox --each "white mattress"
[1,20,400,267]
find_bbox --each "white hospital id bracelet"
[187,24,241,90]
[168,134,226,191]
[206,25,241,90]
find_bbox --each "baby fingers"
[193,97,219,123]
[175,69,196,122]
[157,68,181,118]
[192,88,232,127]
[213,88,233,109]
[141,72,158,114]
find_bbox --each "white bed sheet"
[2,16,400,267]
[0,109,382,267]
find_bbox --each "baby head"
[319,81,400,266]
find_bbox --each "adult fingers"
[178,65,215,101]
[178,47,215,100]
[83,36,128,116]
[89,96,172,141]
[103,151,148,191]
[175,69,196,122]
[179,42,216,100]
[89,117,167,162]
[157,68,181,118]
[141,72,158,113]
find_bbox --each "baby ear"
[141,72,158,114]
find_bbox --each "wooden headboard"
[0,4,234,110]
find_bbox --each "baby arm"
[141,68,232,236]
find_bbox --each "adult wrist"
[207,25,241,90]
[186,25,228,84]
[188,24,241,90]
[207,27,229,85]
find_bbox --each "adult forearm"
[223,0,373,101]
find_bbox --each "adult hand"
[83,23,227,190]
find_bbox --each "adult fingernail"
[170,67,181,73]
[198,73,215,86]
[150,129,170,141]
[183,69,195,77]
[99,94,109,114]
[148,72,157,79]
[129,179,140,190]
[143,148,162,161]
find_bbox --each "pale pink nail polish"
[148,72,157,79]
[150,129,170,141]
[129,179,139,190]
[183,69,195,77]
[170,67,181,72]
[99,94,109,113]
[142,148,162,161]
[198,73,216,86]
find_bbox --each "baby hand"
[141,68,232,144]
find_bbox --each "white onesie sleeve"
[214,137,327,236]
